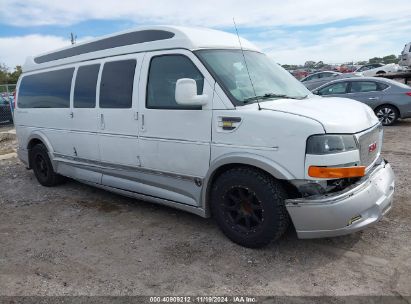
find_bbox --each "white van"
[399,42,411,67]
[14,26,395,248]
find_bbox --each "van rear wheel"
[30,143,65,187]
[211,167,289,248]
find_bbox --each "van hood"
[258,96,379,133]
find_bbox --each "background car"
[312,77,411,126]
[399,42,411,67]
[355,63,400,76]
[300,71,361,90]
[0,96,13,124]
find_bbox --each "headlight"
[306,135,357,155]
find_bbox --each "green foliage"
[369,57,383,64]
[382,55,398,64]
[0,63,22,84]
[8,66,22,84]
[0,63,8,84]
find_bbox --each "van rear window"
[18,68,74,108]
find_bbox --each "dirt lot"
[0,122,410,297]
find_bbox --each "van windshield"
[196,50,310,106]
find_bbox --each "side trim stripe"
[53,153,202,182]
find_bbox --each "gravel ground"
[0,121,410,297]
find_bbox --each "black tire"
[211,167,289,248]
[375,105,399,126]
[30,143,66,187]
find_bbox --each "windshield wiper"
[243,93,307,103]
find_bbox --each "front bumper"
[286,160,395,239]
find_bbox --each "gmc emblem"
[368,142,377,153]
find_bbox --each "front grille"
[357,125,382,168]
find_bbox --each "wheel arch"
[201,153,296,217]
[374,103,401,116]
[26,132,54,169]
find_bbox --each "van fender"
[26,131,56,169]
[201,152,296,217]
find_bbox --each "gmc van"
[14,26,395,248]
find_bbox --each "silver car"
[312,77,411,126]
[301,71,360,90]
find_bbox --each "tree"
[0,63,8,84]
[0,63,23,84]
[382,55,398,64]
[304,61,316,68]
[8,65,22,84]
[369,57,383,64]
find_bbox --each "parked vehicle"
[355,63,400,76]
[14,26,395,248]
[312,77,411,126]
[300,71,360,90]
[399,42,411,67]
[290,69,310,80]
[0,96,13,124]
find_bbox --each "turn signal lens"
[405,92,411,97]
[308,166,365,178]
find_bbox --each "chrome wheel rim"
[376,107,396,125]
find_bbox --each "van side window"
[74,64,100,108]
[18,68,74,108]
[146,55,204,109]
[100,60,136,108]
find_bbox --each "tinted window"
[100,60,136,108]
[319,72,334,78]
[19,68,74,108]
[0,97,9,105]
[306,74,319,81]
[318,82,348,95]
[350,81,379,93]
[147,55,204,109]
[74,64,100,108]
[378,83,389,90]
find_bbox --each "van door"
[137,50,214,205]
[69,63,102,183]
[98,55,142,170]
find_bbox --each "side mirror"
[175,78,208,106]
[312,90,320,95]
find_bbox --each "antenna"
[70,33,77,45]
[233,18,260,110]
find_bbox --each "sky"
[0,0,410,70]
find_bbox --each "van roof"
[23,25,260,72]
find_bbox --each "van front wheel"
[30,144,65,187]
[211,167,289,248]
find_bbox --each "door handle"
[368,97,379,100]
[100,113,105,130]
[141,114,145,131]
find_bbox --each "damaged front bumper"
[285,160,395,239]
